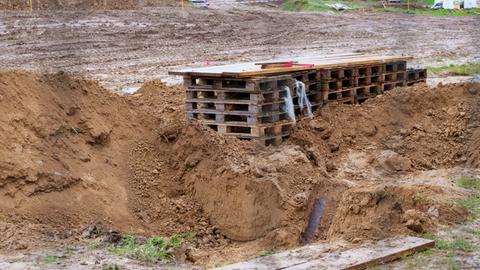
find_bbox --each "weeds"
[456,176,480,190]
[282,0,480,16]
[427,63,480,76]
[455,176,480,220]
[456,195,480,220]
[43,254,64,264]
[87,242,98,250]
[375,7,480,16]
[37,247,75,265]
[282,0,358,12]
[442,257,461,270]
[422,233,473,252]
[110,234,184,262]
[258,250,275,257]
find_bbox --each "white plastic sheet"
[282,85,296,123]
[295,80,314,118]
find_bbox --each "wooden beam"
[214,237,434,270]
[169,54,413,78]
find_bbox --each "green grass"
[375,7,480,16]
[37,247,76,265]
[258,250,276,257]
[457,195,480,219]
[42,254,64,264]
[87,242,98,250]
[455,176,480,219]
[422,233,473,252]
[110,235,184,262]
[457,176,480,190]
[282,0,480,15]
[443,257,461,270]
[282,0,359,12]
[427,63,480,76]
[402,233,472,269]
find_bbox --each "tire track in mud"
[0,7,478,91]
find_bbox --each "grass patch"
[427,63,480,76]
[457,176,480,190]
[37,247,75,265]
[456,195,480,220]
[87,242,98,250]
[110,234,185,262]
[282,0,359,12]
[374,7,480,16]
[443,257,461,270]
[258,250,276,257]
[422,233,473,252]
[43,254,64,264]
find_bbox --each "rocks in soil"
[402,209,431,233]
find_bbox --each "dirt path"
[0,7,478,91]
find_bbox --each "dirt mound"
[328,184,468,242]
[0,70,147,235]
[0,71,479,265]
[0,0,180,10]
[292,82,480,172]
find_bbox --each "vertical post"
[408,0,410,10]
[29,0,32,11]
[181,0,184,10]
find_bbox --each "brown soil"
[0,8,478,91]
[0,71,479,265]
[0,0,178,10]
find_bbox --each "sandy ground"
[0,6,479,91]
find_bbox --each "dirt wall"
[0,0,178,10]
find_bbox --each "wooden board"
[214,237,434,270]
[169,54,413,78]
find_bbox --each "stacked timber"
[184,75,296,146]
[170,54,427,146]
[407,68,427,86]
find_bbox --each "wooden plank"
[289,237,434,270]
[214,237,434,270]
[214,242,342,270]
[169,54,413,78]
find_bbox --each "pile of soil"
[0,70,479,265]
[0,0,179,10]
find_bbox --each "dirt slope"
[0,71,479,265]
[0,0,178,10]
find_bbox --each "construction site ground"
[0,3,479,270]
[0,6,479,91]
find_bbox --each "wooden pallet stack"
[406,68,427,86]
[353,63,383,103]
[310,61,410,104]
[290,70,324,116]
[184,75,297,146]
[171,54,427,146]
[381,61,408,91]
